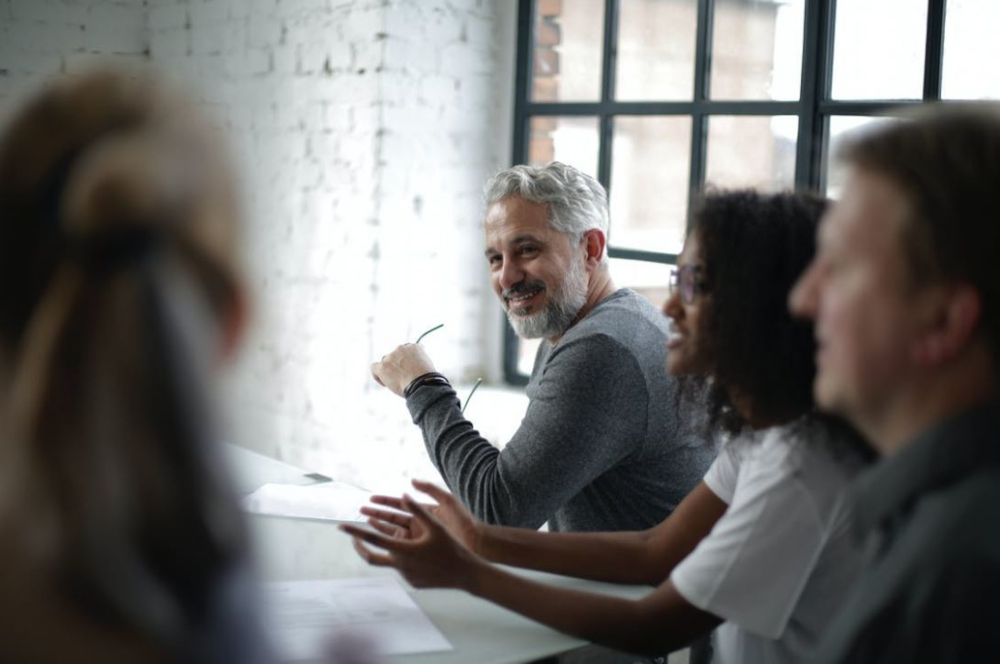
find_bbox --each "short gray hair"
[484,162,610,254]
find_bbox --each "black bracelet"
[403,372,451,398]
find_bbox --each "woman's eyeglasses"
[668,265,707,305]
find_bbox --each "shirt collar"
[851,400,1000,536]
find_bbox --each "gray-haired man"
[372,162,712,532]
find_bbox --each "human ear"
[582,229,606,268]
[911,284,982,366]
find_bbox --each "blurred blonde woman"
[0,70,268,663]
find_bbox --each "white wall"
[0,0,521,494]
[0,0,148,120]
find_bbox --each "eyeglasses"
[415,323,481,414]
[668,265,707,305]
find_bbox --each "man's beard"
[503,258,588,339]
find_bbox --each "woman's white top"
[670,422,866,664]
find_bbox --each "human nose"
[662,287,683,321]
[789,260,819,320]
[498,256,524,291]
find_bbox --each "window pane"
[610,116,692,255]
[705,116,797,191]
[528,116,600,178]
[710,0,804,100]
[942,0,1000,100]
[532,0,605,102]
[517,337,543,377]
[825,116,897,198]
[616,0,697,101]
[831,0,926,100]
[609,257,673,311]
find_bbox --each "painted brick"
[248,14,281,47]
[188,0,228,26]
[9,0,88,24]
[84,21,146,54]
[149,4,188,31]
[224,47,270,76]
[270,44,296,74]
[538,0,562,18]
[0,0,516,496]
[16,21,86,53]
[0,48,62,75]
[248,0,279,17]
[64,51,144,73]
[149,27,190,60]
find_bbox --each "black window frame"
[505,0,947,385]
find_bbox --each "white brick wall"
[0,0,520,496]
[0,0,149,123]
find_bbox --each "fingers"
[412,479,456,506]
[339,523,407,553]
[361,504,411,524]
[370,494,406,511]
[402,493,438,526]
[361,505,413,527]
[370,363,385,386]
[371,493,438,519]
[366,517,402,538]
[351,536,394,567]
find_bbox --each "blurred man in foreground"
[791,105,1000,662]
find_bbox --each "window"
[505,0,995,384]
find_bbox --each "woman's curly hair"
[678,189,826,436]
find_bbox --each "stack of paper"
[243,482,373,523]
[262,578,453,660]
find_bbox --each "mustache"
[502,281,545,301]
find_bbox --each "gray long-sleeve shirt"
[406,289,714,532]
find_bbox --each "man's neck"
[864,347,998,456]
[547,270,617,345]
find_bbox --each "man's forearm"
[407,385,533,526]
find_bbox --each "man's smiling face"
[484,196,588,340]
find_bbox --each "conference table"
[227,445,659,664]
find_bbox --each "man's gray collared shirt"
[811,401,1000,663]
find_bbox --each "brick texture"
[0,0,519,495]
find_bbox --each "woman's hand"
[360,480,485,555]
[341,493,484,590]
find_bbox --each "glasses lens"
[679,265,701,304]
[682,275,696,304]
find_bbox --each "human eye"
[487,253,502,268]
[817,251,848,283]
[822,246,845,271]
[519,245,539,257]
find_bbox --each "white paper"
[243,482,373,522]
[223,444,319,495]
[263,578,453,660]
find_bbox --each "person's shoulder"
[920,467,1000,555]
[594,288,662,318]
[877,468,1000,605]
[746,420,861,495]
[743,423,799,464]
[920,500,1000,613]
[568,289,668,341]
